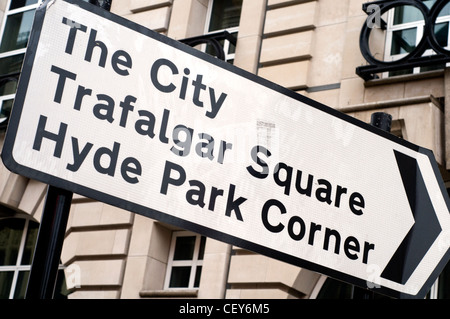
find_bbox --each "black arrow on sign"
[380,150,442,284]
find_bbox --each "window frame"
[163,231,205,290]
[384,2,450,77]
[0,0,90,125]
[202,0,241,63]
[0,0,44,126]
[0,0,42,62]
[0,217,37,298]
[0,216,69,299]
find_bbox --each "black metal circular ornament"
[357,0,450,80]
[359,0,430,66]
[429,0,450,55]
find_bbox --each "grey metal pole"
[25,0,111,299]
[25,186,73,299]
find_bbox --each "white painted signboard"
[2,0,449,298]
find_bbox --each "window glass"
[20,221,38,265]
[0,271,14,299]
[389,68,414,77]
[54,269,69,299]
[0,218,25,266]
[10,268,69,299]
[0,218,69,299]
[384,1,450,77]
[13,271,29,299]
[0,99,14,124]
[435,22,449,47]
[165,232,206,290]
[9,0,39,10]
[208,0,243,32]
[0,54,25,76]
[417,0,449,13]
[194,266,202,287]
[423,0,436,10]
[168,264,201,288]
[0,78,18,96]
[169,266,191,288]
[202,0,243,63]
[393,5,423,25]
[198,236,206,260]
[438,2,450,17]
[0,9,34,53]
[173,236,196,260]
[391,28,417,55]
[419,63,445,73]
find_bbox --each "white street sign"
[2,0,449,298]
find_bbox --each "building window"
[204,0,242,63]
[164,231,206,290]
[0,0,43,127]
[384,0,450,76]
[0,217,68,299]
[0,0,92,128]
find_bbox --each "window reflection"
[0,217,69,299]
[9,0,39,10]
[0,10,34,53]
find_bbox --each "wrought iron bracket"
[356,0,450,80]
[180,30,237,61]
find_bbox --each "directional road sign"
[2,0,449,298]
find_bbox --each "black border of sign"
[1,0,449,299]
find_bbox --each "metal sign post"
[25,186,73,299]
[24,0,110,299]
